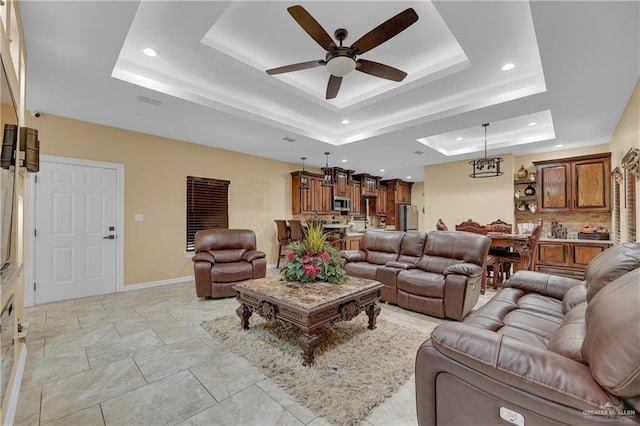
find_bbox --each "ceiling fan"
[266,5,419,99]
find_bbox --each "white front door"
[35,160,119,304]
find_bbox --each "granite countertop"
[539,237,613,244]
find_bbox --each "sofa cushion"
[585,242,640,302]
[422,231,490,266]
[210,261,253,283]
[397,231,427,264]
[210,249,246,263]
[547,303,587,364]
[397,269,445,298]
[582,269,640,398]
[360,231,404,265]
[562,283,587,313]
[343,262,378,280]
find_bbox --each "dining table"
[487,232,534,271]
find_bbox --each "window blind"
[186,176,230,252]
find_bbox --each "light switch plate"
[135,214,144,222]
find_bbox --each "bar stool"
[274,220,291,268]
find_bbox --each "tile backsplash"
[515,212,611,237]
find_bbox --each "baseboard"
[121,275,193,292]
[2,342,27,426]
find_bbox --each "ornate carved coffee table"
[233,276,384,366]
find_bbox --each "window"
[622,148,639,242]
[612,167,622,243]
[186,176,230,252]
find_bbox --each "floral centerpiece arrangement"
[280,222,348,284]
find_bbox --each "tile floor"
[14,276,495,426]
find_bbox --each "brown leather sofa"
[416,242,640,425]
[192,229,266,298]
[341,230,491,320]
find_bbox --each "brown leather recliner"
[416,242,640,425]
[192,229,266,298]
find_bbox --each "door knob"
[103,235,116,240]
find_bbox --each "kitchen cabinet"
[354,174,378,197]
[333,168,349,197]
[346,234,363,251]
[534,153,611,213]
[382,179,413,228]
[349,182,362,214]
[376,186,388,216]
[291,172,332,215]
[535,239,611,279]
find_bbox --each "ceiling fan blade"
[266,60,325,75]
[287,5,336,51]
[326,75,342,99]
[356,59,407,82]
[351,8,418,55]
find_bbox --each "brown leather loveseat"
[341,230,491,320]
[415,242,640,425]
[192,229,267,298]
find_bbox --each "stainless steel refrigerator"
[398,204,418,231]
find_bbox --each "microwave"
[332,196,351,211]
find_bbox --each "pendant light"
[469,123,504,178]
[299,157,309,189]
[321,152,333,187]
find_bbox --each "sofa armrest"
[429,322,624,411]
[192,252,215,264]
[341,250,365,263]
[443,263,482,277]
[503,270,583,300]
[243,250,266,263]
[385,261,416,269]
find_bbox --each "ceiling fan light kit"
[266,5,418,99]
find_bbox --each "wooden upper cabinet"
[353,174,378,197]
[291,172,332,214]
[376,186,388,215]
[350,182,361,214]
[573,156,610,211]
[535,153,611,214]
[334,169,349,197]
[537,162,571,212]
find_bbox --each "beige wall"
[26,113,300,286]
[609,79,640,241]
[423,154,515,230]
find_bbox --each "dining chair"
[492,218,543,278]
[288,220,305,243]
[486,219,513,286]
[454,219,495,293]
[274,220,291,268]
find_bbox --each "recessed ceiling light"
[341,159,348,163]
[555,144,564,148]
[528,122,537,127]
[456,137,464,141]
[341,119,350,124]
[501,63,515,71]
[142,48,158,57]
[406,176,412,180]
[379,169,385,172]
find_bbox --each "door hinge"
[34,175,38,184]
[34,229,37,237]
[33,282,36,291]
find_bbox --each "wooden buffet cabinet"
[535,239,612,280]
[534,153,611,213]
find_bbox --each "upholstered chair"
[192,229,266,298]
[455,219,496,293]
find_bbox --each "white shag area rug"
[202,312,431,425]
